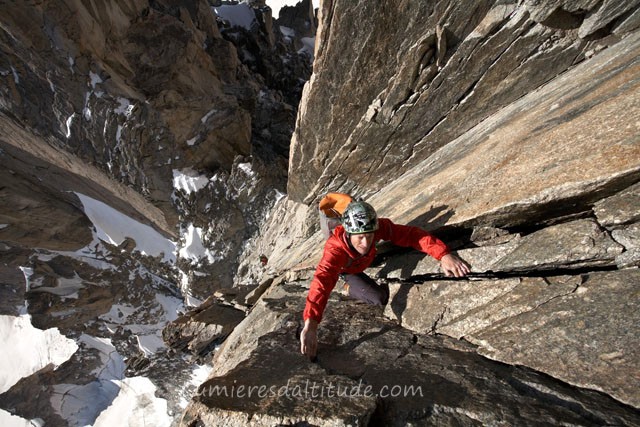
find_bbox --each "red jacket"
[303,218,450,323]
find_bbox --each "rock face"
[195,0,640,425]
[0,0,313,297]
[289,0,640,206]
[0,0,313,424]
[163,295,246,363]
[238,0,640,286]
[180,280,640,426]
[1,0,640,425]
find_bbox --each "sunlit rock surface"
[1,0,639,425]
[180,281,640,426]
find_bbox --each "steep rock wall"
[207,0,640,425]
[0,0,313,295]
[289,0,639,204]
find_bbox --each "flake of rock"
[469,269,640,408]
[385,274,582,338]
[616,248,640,268]
[244,277,274,306]
[578,0,640,38]
[373,237,522,280]
[163,296,245,361]
[210,282,302,378]
[470,225,516,246]
[492,219,623,271]
[593,181,640,227]
[613,6,640,34]
[384,277,522,334]
[612,223,640,250]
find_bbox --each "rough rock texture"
[0,0,313,296]
[384,269,640,408]
[0,232,191,425]
[289,0,640,206]
[179,280,640,426]
[204,0,640,425]
[163,295,246,363]
[277,0,317,53]
[0,0,313,424]
[2,0,640,425]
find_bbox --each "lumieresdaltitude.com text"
[197,379,424,400]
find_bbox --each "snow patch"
[89,71,103,88]
[213,3,256,30]
[178,363,213,408]
[0,409,43,427]
[200,108,217,124]
[19,266,34,292]
[93,377,172,427]
[75,192,176,263]
[279,25,295,38]
[51,334,124,425]
[49,336,171,425]
[178,224,220,264]
[28,272,85,299]
[83,92,92,120]
[99,304,137,323]
[173,169,210,194]
[299,36,315,58]
[178,270,203,307]
[65,113,76,138]
[116,124,123,143]
[11,66,19,84]
[0,315,78,394]
[237,162,255,178]
[136,333,166,357]
[114,97,134,117]
[156,293,183,322]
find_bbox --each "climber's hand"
[440,253,471,278]
[300,318,318,359]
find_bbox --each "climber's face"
[350,232,374,255]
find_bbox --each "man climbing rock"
[300,198,470,358]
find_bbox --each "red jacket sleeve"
[377,218,450,260]
[303,238,348,323]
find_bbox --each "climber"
[300,199,470,358]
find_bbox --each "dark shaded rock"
[163,296,246,362]
[276,0,317,54]
[469,225,514,246]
